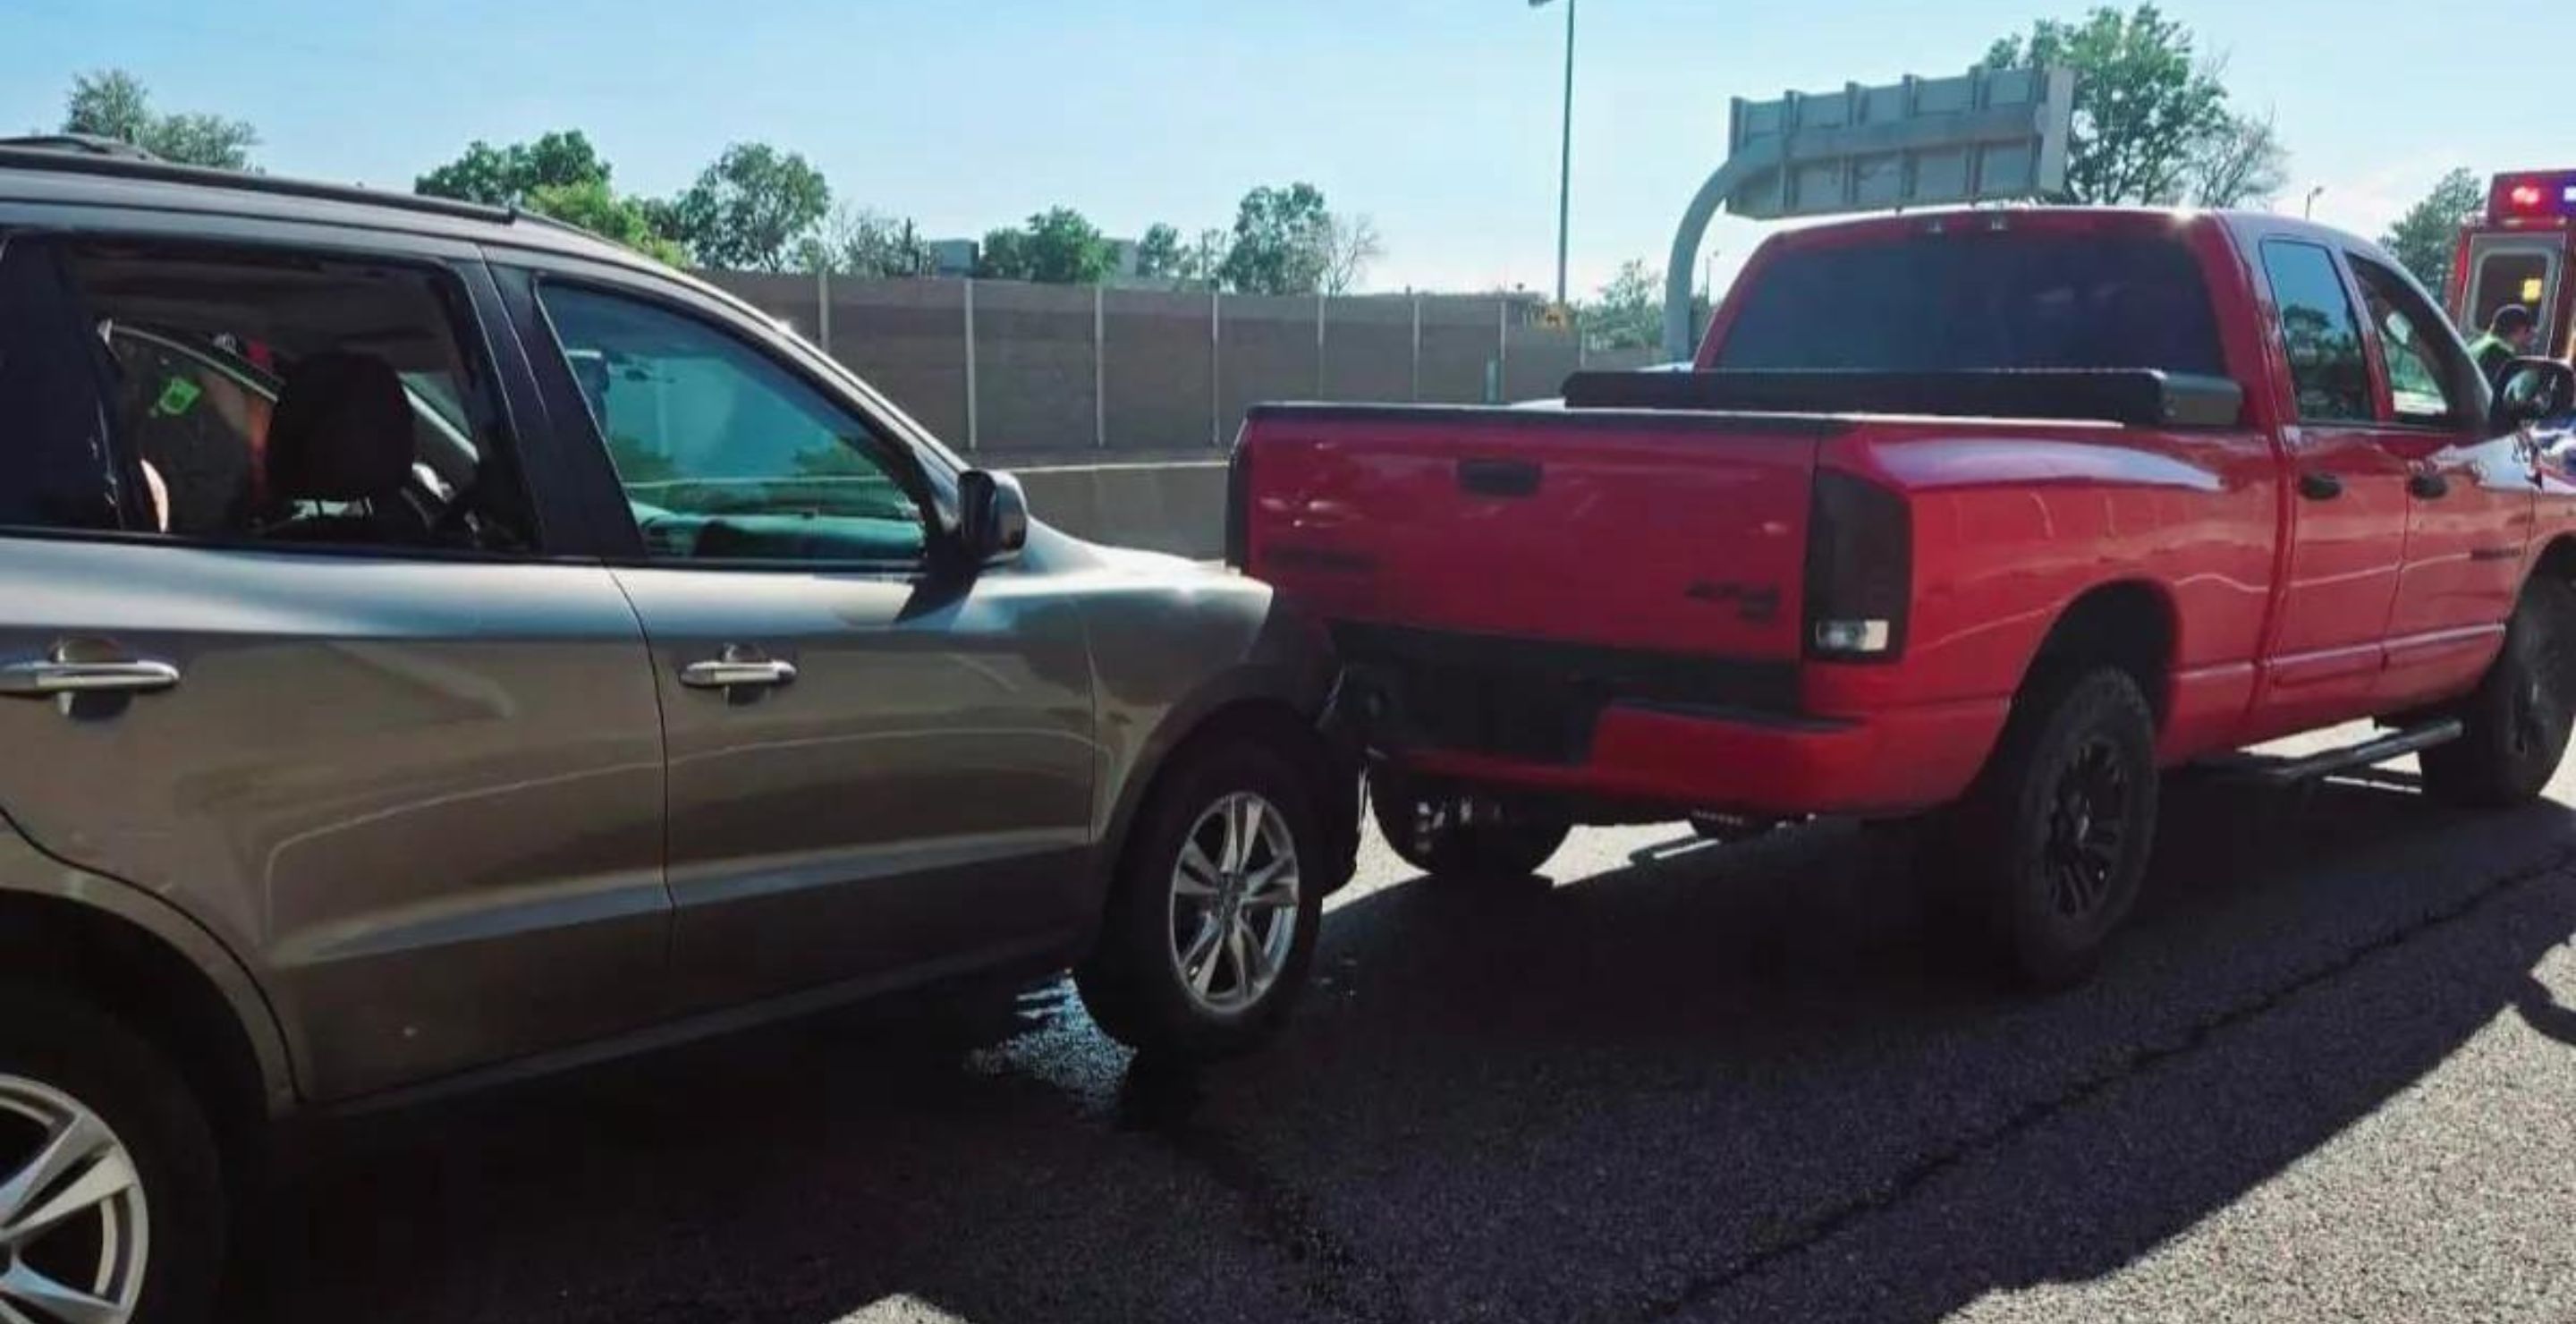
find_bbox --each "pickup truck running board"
[2196,718,2464,785]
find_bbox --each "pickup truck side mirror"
[956,469,1030,566]
[2493,357,2576,431]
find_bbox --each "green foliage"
[1220,182,1335,295]
[63,69,258,169]
[1580,259,1709,352]
[977,207,1114,284]
[1582,259,1663,350]
[794,205,935,277]
[2381,168,2485,294]
[666,142,833,273]
[524,179,689,266]
[1983,4,2233,205]
[414,131,675,265]
[416,130,608,205]
[1133,224,1188,281]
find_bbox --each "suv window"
[0,238,534,550]
[0,238,135,531]
[2347,256,2466,427]
[1713,230,2226,376]
[536,282,928,565]
[2259,241,2372,424]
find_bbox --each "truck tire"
[0,985,225,1324]
[1368,770,1570,881]
[1951,666,2160,989]
[2419,578,2576,808]
[1076,741,1328,1058]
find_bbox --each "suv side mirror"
[956,469,1030,565]
[2494,357,2576,431]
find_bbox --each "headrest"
[267,353,413,502]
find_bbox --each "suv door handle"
[2408,471,2452,500]
[0,658,182,697]
[2297,471,2343,501]
[678,651,797,691]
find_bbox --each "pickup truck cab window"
[2347,256,2468,428]
[535,281,929,566]
[1713,230,2223,375]
[2259,240,2374,423]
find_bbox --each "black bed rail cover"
[1559,368,2244,429]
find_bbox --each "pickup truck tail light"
[1224,438,1251,571]
[1805,469,1910,661]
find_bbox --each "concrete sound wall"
[1012,458,1230,559]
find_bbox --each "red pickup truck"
[1236,207,2576,985]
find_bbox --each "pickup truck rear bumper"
[1383,695,2009,819]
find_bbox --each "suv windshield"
[1715,229,2226,377]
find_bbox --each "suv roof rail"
[0,132,163,160]
[0,143,516,225]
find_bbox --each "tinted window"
[2259,242,2372,423]
[0,239,134,533]
[1715,231,2225,375]
[2348,257,2464,426]
[55,243,531,551]
[538,284,927,564]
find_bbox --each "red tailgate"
[1239,406,1825,660]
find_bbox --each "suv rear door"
[0,221,669,1101]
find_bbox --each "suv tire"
[2421,578,2576,808]
[1948,666,2159,989]
[1077,741,1328,1058]
[0,985,225,1324]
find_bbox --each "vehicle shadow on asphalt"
[228,776,2576,1324]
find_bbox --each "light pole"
[2303,185,2324,220]
[1531,0,1575,308]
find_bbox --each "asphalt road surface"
[232,728,2576,1323]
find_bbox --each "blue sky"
[2,0,2540,297]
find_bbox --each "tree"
[416,130,610,205]
[2185,109,2289,208]
[665,142,833,273]
[524,179,689,267]
[1983,5,2230,205]
[974,207,1114,283]
[415,131,676,265]
[794,205,934,277]
[1582,259,1663,350]
[1220,183,1335,295]
[975,228,1029,280]
[1133,224,1189,282]
[1320,215,1385,294]
[63,69,258,169]
[1579,259,1713,353]
[2381,168,2485,294]
[1020,207,1116,284]
[1182,227,1233,287]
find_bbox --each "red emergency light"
[2490,169,2576,222]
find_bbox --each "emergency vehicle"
[2450,168,2576,359]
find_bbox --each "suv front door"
[502,263,1096,1013]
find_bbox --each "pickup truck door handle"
[2296,471,2343,501]
[2408,471,2452,500]
[0,657,182,697]
[679,649,798,691]
[1457,458,1543,498]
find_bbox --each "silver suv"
[0,145,1353,1323]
